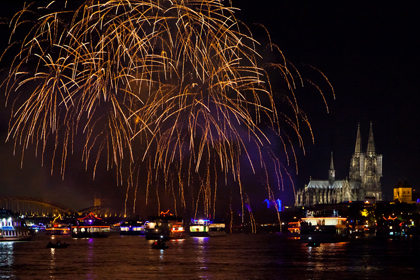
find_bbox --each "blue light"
[191,219,210,224]
[276,199,282,212]
[263,199,270,208]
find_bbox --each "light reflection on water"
[193,237,209,272]
[0,234,419,279]
[49,247,55,272]
[0,242,14,279]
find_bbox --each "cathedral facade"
[295,122,383,207]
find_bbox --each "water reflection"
[87,238,94,260]
[0,241,14,278]
[172,239,185,243]
[159,248,165,261]
[193,236,209,246]
[49,236,56,273]
[49,247,56,271]
[1,234,418,279]
[303,242,353,274]
[86,238,96,279]
[193,237,209,274]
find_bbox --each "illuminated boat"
[287,221,300,237]
[110,223,121,233]
[145,220,169,240]
[208,223,226,237]
[299,210,349,244]
[120,220,146,235]
[189,219,226,237]
[145,212,184,240]
[0,209,33,242]
[169,220,186,239]
[45,215,71,236]
[189,219,210,237]
[71,212,110,238]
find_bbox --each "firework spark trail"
[1,0,331,219]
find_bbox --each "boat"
[145,220,170,240]
[287,221,301,237]
[45,215,71,236]
[169,220,186,239]
[189,219,227,237]
[151,238,168,249]
[208,223,226,237]
[28,224,45,234]
[110,223,121,233]
[299,210,349,244]
[189,219,210,237]
[120,220,146,235]
[71,212,110,238]
[145,212,184,240]
[46,240,69,248]
[0,209,34,242]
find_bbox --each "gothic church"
[295,122,383,206]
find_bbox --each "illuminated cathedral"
[295,122,383,206]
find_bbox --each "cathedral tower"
[349,122,383,201]
[349,123,364,182]
[362,122,383,200]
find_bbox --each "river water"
[1,233,419,279]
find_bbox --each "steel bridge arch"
[0,196,73,216]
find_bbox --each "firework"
[1,0,332,219]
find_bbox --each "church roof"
[307,180,348,189]
[394,179,411,189]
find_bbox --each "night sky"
[237,1,420,202]
[0,1,419,213]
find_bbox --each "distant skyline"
[0,1,419,212]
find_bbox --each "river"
[1,233,419,279]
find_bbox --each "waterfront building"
[295,122,383,206]
[393,180,413,204]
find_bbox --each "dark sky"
[237,1,420,202]
[0,1,419,213]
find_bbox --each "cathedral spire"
[330,151,334,170]
[329,151,335,183]
[367,121,376,156]
[354,123,362,155]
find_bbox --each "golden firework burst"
[1,0,333,220]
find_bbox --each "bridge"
[0,196,74,216]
